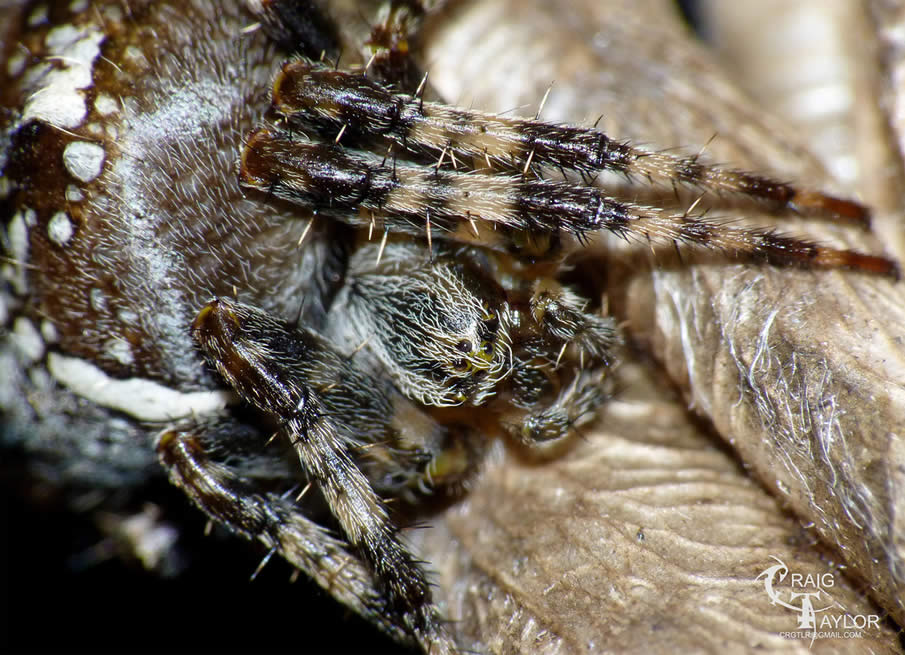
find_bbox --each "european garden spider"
[1,1,897,652]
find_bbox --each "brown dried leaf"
[413,364,897,653]
[415,0,905,650]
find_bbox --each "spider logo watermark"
[757,557,882,645]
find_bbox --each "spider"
[0,1,898,653]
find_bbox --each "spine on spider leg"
[190,298,455,651]
[269,60,871,225]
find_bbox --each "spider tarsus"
[789,189,872,226]
[812,247,900,279]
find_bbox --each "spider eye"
[455,339,472,353]
[482,340,493,356]
[452,357,469,370]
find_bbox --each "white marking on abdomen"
[47,352,236,422]
[21,24,105,129]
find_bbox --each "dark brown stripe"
[241,129,397,209]
[274,62,415,143]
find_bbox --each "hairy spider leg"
[189,297,459,653]
[527,279,621,364]
[500,368,612,447]
[240,130,899,277]
[495,279,619,446]
[271,60,871,225]
[156,428,413,644]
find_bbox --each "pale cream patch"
[122,45,149,71]
[12,317,44,363]
[22,24,105,129]
[27,4,49,28]
[100,3,124,24]
[65,184,85,202]
[89,287,107,312]
[4,209,34,294]
[41,319,59,343]
[7,52,26,78]
[47,211,75,245]
[47,352,236,422]
[105,337,135,366]
[94,93,118,116]
[85,122,105,139]
[63,140,105,182]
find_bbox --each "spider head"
[385,266,511,408]
[339,244,512,408]
[425,300,510,406]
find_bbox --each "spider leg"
[271,60,871,225]
[501,367,611,448]
[241,130,899,277]
[156,425,412,645]
[498,281,618,448]
[528,279,621,364]
[190,297,457,653]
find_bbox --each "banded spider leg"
[240,127,898,276]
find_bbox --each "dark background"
[1,473,414,654]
